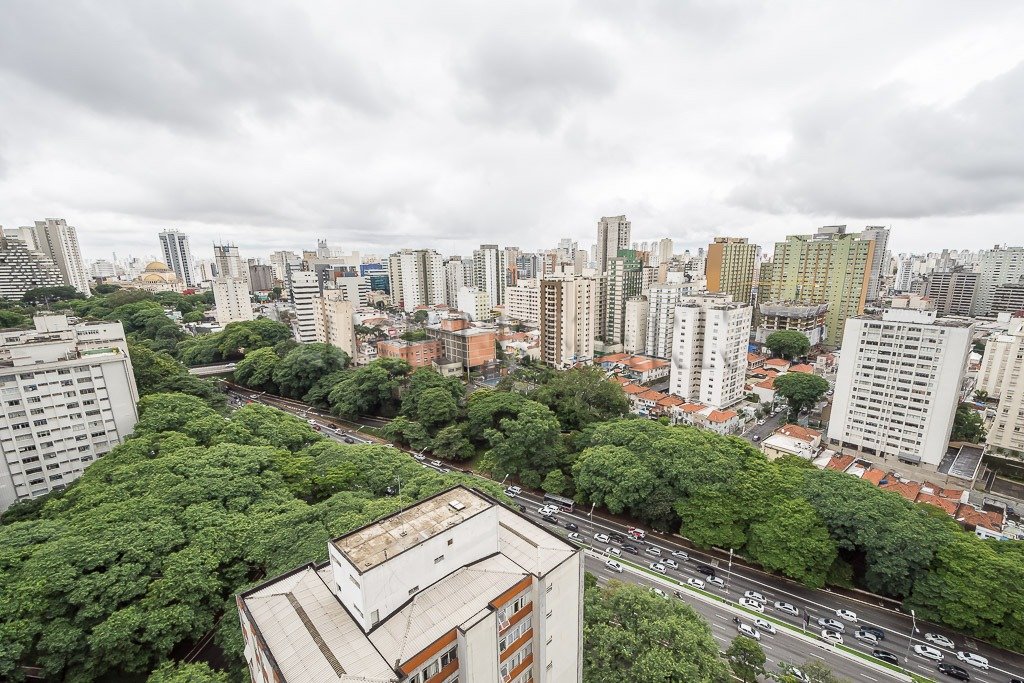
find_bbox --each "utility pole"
[724,548,734,594]
[904,609,918,663]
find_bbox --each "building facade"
[289,270,322,343]
[213,277,254,325]
[237,486,583,683]
[974,246,1024,316]
[860,226,890,302]
[755,302,829,347]
[623,297,649,354]
[472,244,507,307]
[602,250,642,345]
[0,233,64,301]
[158,229,197,289]
[0,315,139,511]
[312,291,356,357]
[539,276,597,368]
[426,318,497,370]
[645,282,699,359]
[506,279,541,324]
[376,338,442,368]
[827,306,973,468]
[991,280,1024,314]
[668,294,752,409]
[248,264,275,292]
[457,286,493,322]
[596,215,631,275]
[986,320,1024,457]
[705,236,757,305]
[925,269,978,317]
[388,249,446,312]
[30,219,92,297]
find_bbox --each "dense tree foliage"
[583,582,730,683]
[271,343,350,399]
[951,403,985,442]
[764,330,810,359]
[0,393,505,682]
[726,635,765,682]
[772,372,829,419]
[129,343,226,411]
[531,367,629,432]
[147,662,229,683]
[22,285,86,305]
[178,319,291,366]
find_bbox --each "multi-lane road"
[230,387,1024,683]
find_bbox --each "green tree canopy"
[772,372,829,420]
[951,403,985,443]
[22,285,85,305]
[531,367,629,432]
[232,346,280,393]
[764,330,810,359]
[430,424,475,461]
[327,358,411,418]
[128,343,226,411]
[745,498,837,588]
[726,634,766,682]
[481,401,564,488]
[147,661,229,683]
[271,343,350,400]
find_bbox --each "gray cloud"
[729,61,1024,218]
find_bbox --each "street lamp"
[588,502,596,550]
[393,475,401,498]
[904,609,918,663]
[723,548,734,594]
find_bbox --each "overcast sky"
[1,1,1022,262]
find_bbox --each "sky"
[1,1,1023,262]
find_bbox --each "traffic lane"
[741,410,787,442]
[586,556,900,683]
[517,493,1024,680]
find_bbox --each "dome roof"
[144,260,172,272]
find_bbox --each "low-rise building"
[756,302,829,348]
[598,353,670,384]
[703,409,740,435]
[425,318,497,371]
[376,338,442,368]
[761,424,822,460]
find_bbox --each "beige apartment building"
[705,237,757,305]
[539,276,597,368]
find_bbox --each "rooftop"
[776,424,821,442]
[788,363,815,374]
[706,409,738,423]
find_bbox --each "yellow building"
[705,236,758,305]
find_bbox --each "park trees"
[726,635,766,682]
[272,343,350,400]
[764,330,810,359]
[772,372,829,420]
[480,401,564,488]
[531,367,629,432]
[232,346,280,393]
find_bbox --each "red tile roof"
[609,375,632,385]
[755,377,776,389]
[861,468,887,485]
[777,424,821,441]
[747,352,767,363]
[956,505,1003,531]
[622,383,647,394]
[826,454,855,471]
[638,390,668,402]
[657,395,685,407]
[680,402,706,413]
[765,358,791,368]
[915,493,959,515]
[600,353,629,363]
[880,479,922,503]
[789,364,815,374]
[707,409,738,423]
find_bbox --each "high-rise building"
[248,264,274,292]
[705,236,758,305]
[762,226,874,347]
[827,303,972,469]
[0,315,139,511]
[388,249,446,312]
[755,302,829,347]
[158,230,197,289]
[596,215,631,274]
[539,276,597,368]
[645,282,701,358]
[312,290,356,357]
[657,238,673,265]
[984,319,1024,457]
[444,256,471,307]
[0,232,64,301]
[924,269,978,317]
[860,226,890,301]
[974,246,1024,316]
[602,250,642,345]
[29,219,92,297]
[992,279,1024,314]
[668,294,752,409]
[289,270,322,343]
[457,286,493,322]
[213,277,254,325]
[623,297,649,354]
[213,244,247,281]
[473,244,507,307]
[237,486,583,683]
[506,279,541,324]
[894,256,915,293]
[269,250,301,283]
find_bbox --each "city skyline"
[2,2,1023,259]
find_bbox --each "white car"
[594,533,610,543]
[925,633,955,649]
[649,562,667,574]
[774,601,800,617]
[567,532,581,541]
[686,577,705,589]
[605,546,621,556]
[413,452,426,461]
[671,550,689,560]
[753,618,776,635]
[605,559,623,573]
[955,651,989,670]
[652,588,668,599]
[737,623,761,640]
[744,590,766,603]
[757,419,766,425]
[816,618,845,633]
[820,629,843,646]
[913,644,944,662]
[507,485,522,495]
[645,546,662,556]
[853,630,878,646]
[834,608,858,623]
[307,418,318,425]
[538,505,558,515]
[628,526,646,539]
[430,459,443,468]
[664,559,679,570]
[706,576,726,589]
[738,598,764,612]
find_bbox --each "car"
[744,590,766,603]
[564,522,579,531]
[778,664,809,683]
[594,533,610,543]
[706,576,725,589]
[307,419,318,425]
[687,577,705,589]
[652,588,668,599]
[664,559,679,570]
[757,419,766,425]
[541,514,558,523]
[954,652,989,670]
[671,550,689,560]
[752,435,760,442]
[914,644,945,662]
[343,436,356,444]
[567,532,582,541]
[627,526,646,539]
[649,562,667,574]
[738,598,764,612]
[645,546,661,556]
[816,618,845,633]
[835,608,858,622]
[621,544,639,554]
[753,618,777,634]
[609,532,625,544]
[605,546,620,556]
[820,629,843,646]
[516,504,527,513]
[737,622,761,640]
[507,485,522,496]
[413,452,426,461]
[430,460,443,468]
[925,633,956,650]
[854,630,879,646]
[538,505,558,515]
[774,601,800,617]
[695,563,716,577]
[937,664,971,681]
[872,650,900,666]
[605,559,623,573]
[859,625,885,641]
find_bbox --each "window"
[434,555,444,564]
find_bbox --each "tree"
[147,662,229,683]
[400,368,463,427]
[746,498,837,588]
[797,660,842,683]
[0,309,29,328]
[764,330,810,359]
[232,346,280,393]
[414,387,459,430]
[951,403,985,443]
[772,373,829,420]
[412,309,429,325]
[328,358,411,417]
[272,343,350,399]
[22,285,85,305]
[531,367,629,432]
[400,329,427,342]
[726,635,766,682]
[583,582,730,683]
[128,343,226,411]
[542,470,569,495]
[431,424,475,461]
[481,402,564,488]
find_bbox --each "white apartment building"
[158,229,197,289]
[623,296,648,354]
[444,257,473,308]
[213,277,254,325]
[0,315,139,511]
[861,226,890,302]
[645,282,701,359]
[827,306,973,469]
[289,270,322,343]
[596,215,630,274]
[238,486,583,683]
[269,250,301,282]
[388,249,446,312]
[506,279,540,324]
[974,246,1024,316]
[539,276,597,368]
[214,243,249,283]
[457,286,492,322]
[977,318,1024,399]
[313,291,356,357]
[0,232,64,301]
[473,244,507,307]
[668,294,751,409]
[30,219,92,298]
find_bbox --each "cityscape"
[2,3,1024,683]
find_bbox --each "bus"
[543,493,575,512]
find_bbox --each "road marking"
[861,675,877,681]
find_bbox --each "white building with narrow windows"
[0,315,138,511]
[30,219,92,297]
[237,486,583,683]
[827,303,973,469]
[313,291,356,357]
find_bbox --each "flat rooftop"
[333,488,491,572]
